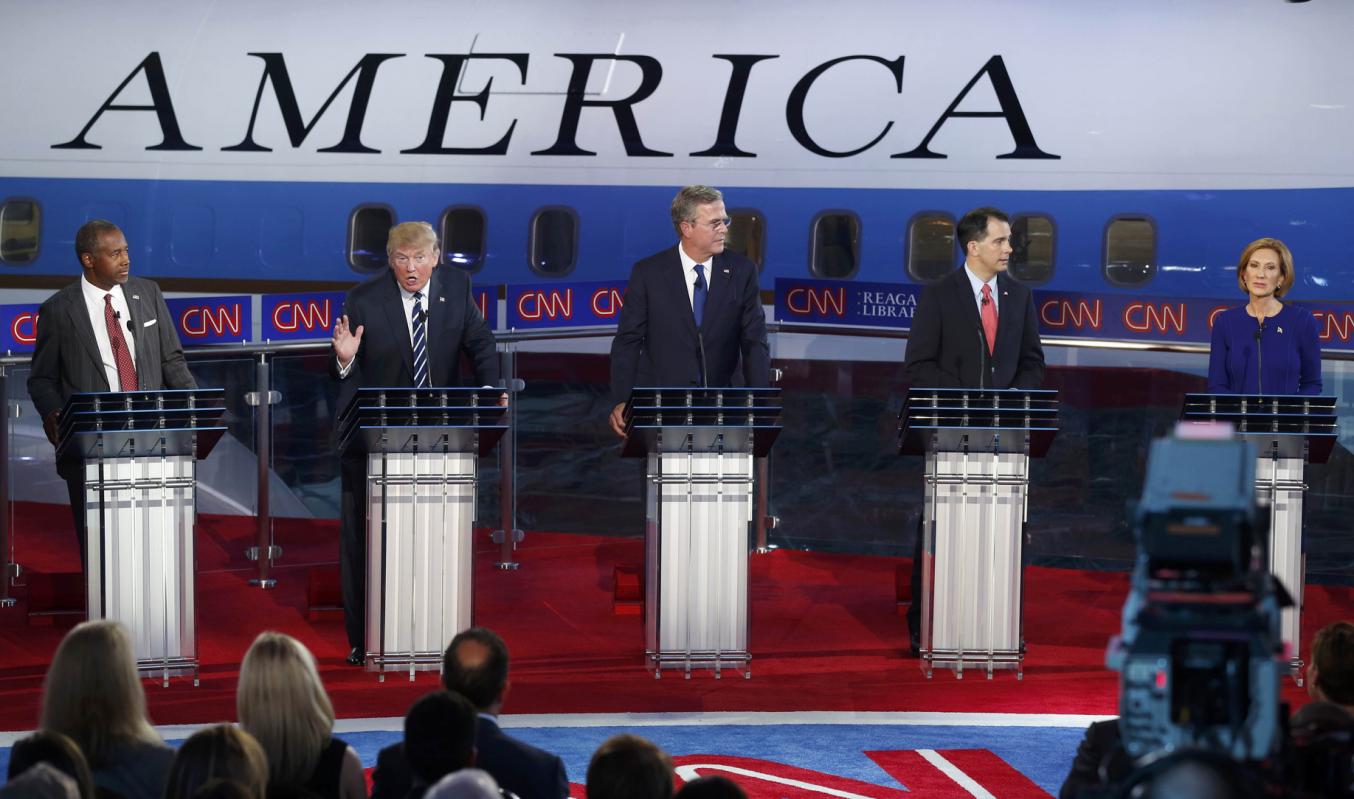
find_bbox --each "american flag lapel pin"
[1277,326,1283,334]
[132,294,140,300]
[439,295,446,302]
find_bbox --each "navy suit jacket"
[903,266,1045,390]
[609,245,769,406]
[27,275,197,421]
[331,267,499,420]
[370,715,568,799]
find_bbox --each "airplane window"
[0,199,40,264]
[810,212,859,279]
[906,212,956,283]
[348,205,394,273]
[529,207,577,276]
[1009,214,1055,285]
[440,206,486,273]
[1104,216,1156,286]
[725,209,765,271]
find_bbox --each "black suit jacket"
[903,266,1044,390]
[331,267,499,419]
[609,245,769,406]
[370,716,568,799]
[27,275,197,421]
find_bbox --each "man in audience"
[372,628,568,799]
[404,691,479,799]
[586,734,674,799]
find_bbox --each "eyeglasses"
[391,251,433,267]
[689,217,732,232]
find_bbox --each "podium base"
[647,648,751,680]
[922,647,1024,681]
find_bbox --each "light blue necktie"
[693,263,708,327]
[411,291,430,388]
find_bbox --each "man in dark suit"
[371,627,569,799]
[607,185,769,436]
[330,221,500,665]
[901,206,1046,652]
[27,219,196,566]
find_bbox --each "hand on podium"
[609,402,627,438]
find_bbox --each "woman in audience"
[163,725,269,799]
[236,632,366,799]
[6,731,95,799]
[39,620,175,799]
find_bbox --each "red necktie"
[981,283,998,356]
[104,294,139,391]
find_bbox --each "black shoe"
[908,638,922,658]
[346,647,364,666]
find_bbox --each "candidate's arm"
[1205,313,1230,393]
[460,281,500,387]
[1296,308,1324,396]
[27,295,66,423]
[609,261,649,407]
[902,285,954,388]
[152,287,196,389]
[738,266,770,387]
[1011,292,1046,390]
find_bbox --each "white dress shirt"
[79,274,137,390]
[963,264,1000,317]
[678,244,715,312]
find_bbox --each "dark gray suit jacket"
[609,245,769,406]
[27,275,196,420]
[331,268,499,421]
[903,266,1045,390]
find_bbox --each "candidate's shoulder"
[715,249,759,276]
[633,245,680,272]
[347,270,395,300]
[40,279,84,310]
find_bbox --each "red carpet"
[0,501,1345,731]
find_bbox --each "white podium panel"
[84,455,197,682]
[922,450,1028,679]
[645,451,753,678]
[1255,455,1305,677]
[365,451,476,676]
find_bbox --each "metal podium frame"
[339,387,507,681]
[622,388,782,679]
[899,388,1059,680]
[57,388,227,685]
[1180,393,1337,684]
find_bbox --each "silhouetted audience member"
[1295,620,1354,724]
[0,762,81,799]
[39,620,175,799]
[404,691,479,799]
[191,780,259,799]
[424,770,502,799]
[674,775,746,799]
[237,631,367,799]
[163,725,269,799]
[7,731,95,799]
[371,628,567,799]
[586,734,675,799]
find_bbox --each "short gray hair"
[670,185,723,236]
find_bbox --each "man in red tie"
[901,206,1045,653]
[27,219,196,567]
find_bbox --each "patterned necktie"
[104,294,138,391]
[980,283,998,356]
[411,291,430,388]
[692,263,708,327]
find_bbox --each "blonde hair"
[386,220,439,257]
[1237,237,1295,298]
[163,725,269,799]
[236,632,335,787]
[39,621,161,767]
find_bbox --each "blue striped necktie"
[411,291,430,388]
[693,263,707,327]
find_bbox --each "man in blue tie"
[330,221,499,664]
[608,185,770,437]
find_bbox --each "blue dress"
[1207,304,1323,395]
